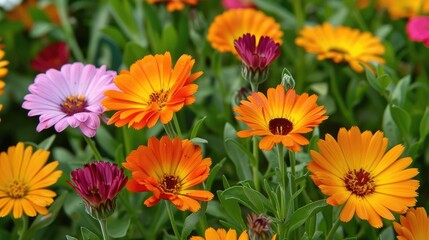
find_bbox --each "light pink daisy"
[406,16,429,47]
[22,62,117,137]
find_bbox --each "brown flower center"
[268,118,293,135]
[60,95,87,115]
[160,174,181,193]
[329,47,348,55]
[344,169,375,197]
[8,180,28,199]
[149,89,169,109]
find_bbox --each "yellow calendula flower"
[308,127,419,228]
[0,143,62,218]
[295,23,385,73]
[207,8,283,55]
[394,207,429,240]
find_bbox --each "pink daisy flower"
[406,16,429,47]
[22,62,117,137]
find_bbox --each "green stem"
[276,144,286,240]
[165,201,181,240]
[118,193,146,237]
[83,135,103,161]
[18,215,28,240]
[98,219,109,240]
[325,217,341,240]
[163,121,177,139]
[328,65,356,125]
[250,82,258,92]
[252,136,260,191]
[56,0,85,62]
[289,151,297,210]
[122,127,132,156]
[213,53,232,122]
[86,4,110,63]
[173,114,183,139]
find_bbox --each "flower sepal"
[84,199,116,221]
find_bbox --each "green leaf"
[419,106,429,142]
[107,216,131,238]
[30,22,55,38]
[223,123,252,181]
[95,125,120,157]
[108,0,139,34]
[66,236,79,240]
[217,189,246,230]
[190,116,207,139]
[365,68,384,94]
[382,106,400,148]
[391,75,410,107]
[161,24,178,57]
[285,199,329,236]
[222,185,274,214]
[206,158,226,191]
[37,135,56,150]
[102,26,128,48]
[390,105,411,144]
[123,41,150,67]
[181,202,208,239]
[190,137,208,145]
[28,192,68,234]
[81,227,100,240]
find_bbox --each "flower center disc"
[268,118,293,135]
[149,89,169,109]
[8,180,28,199]
[160,174,181,193]
[61,95,88,115]
[344,169,375,197]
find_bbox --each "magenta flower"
[22,62,116,137]
[222,0,255,9]
[31,42,69,72]
[234,33,281,87]
[68,161,127,220]
[406,16,429,47]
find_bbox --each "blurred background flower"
[406,16,429,47]
[147,0,198,12]
[221,0,255,9]
[393,207,429,239]
[5,0,60,30]
[31,42,69,73]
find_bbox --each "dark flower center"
[149,89,169,109]
[60,95,88,115]
[329,47,348,55]
[268,118,293,135]
[160,174,181,193]
[344,169,375,197]
[8,180,28,199]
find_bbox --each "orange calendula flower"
[233,85,328,151]
[207,8,283,55]
[0,44,9,112]
[378,0,429,19]
[190,228,249,240]
[394,207,429,240]
[147,0,197,11]
[295,23,385,73]
[0,142,62,218]
[123,136,213,212]
[102,52,202,129]
[308,127,420,228]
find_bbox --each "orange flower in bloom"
[0,142,62,218]
[102,52,202,129]
[0,43,9,112]
[6,0,60,29]
[190,228,249,240]
[377,0,429,19]
[147,0,198,11]
[207,8,283,55]
[233,85,328,151]
[394,207,429,240]
[308,127,420,228]
[295,23,385,73]
[123,136,213,212]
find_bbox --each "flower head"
[102,52,202,130]
[31,42,69,72]
[190,228,248,240]
[0,142,62,218]
[247,213,276,240]
[147,0,197,12]
[234,33,280,85]
[233,85,328,151]
[378,0,429,19]
[295,23,385,73]
[307,127,420,228]
[407,16,429,47]
[394,207,429,240]
[68,161,127,220]
[222,0,255,9]
[22,62,117,137]
[207,9,283,55]
[123,136,213,212]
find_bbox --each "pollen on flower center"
[160,174,181,193]
[328,47,348,55]
[149,89,169,108]
[60,95,87,115]
[8,180,28,199]
[344,169,375,197]
[268,118,293,135]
